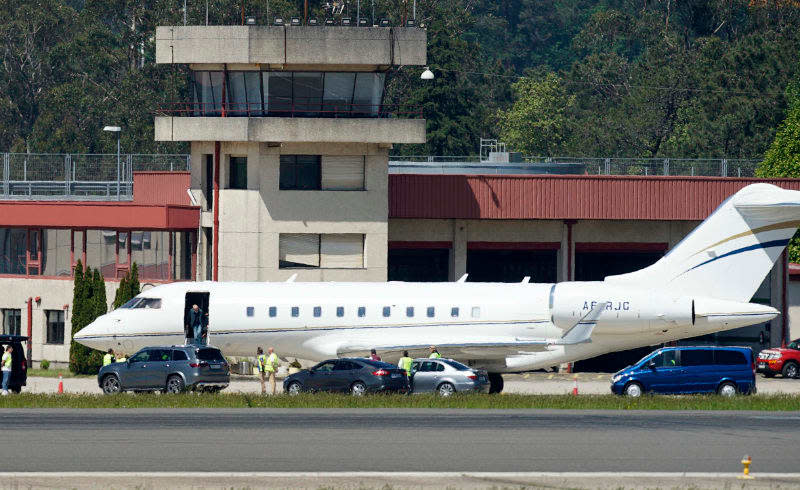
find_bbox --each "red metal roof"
[389,175,800,220]
[0,171,198,230]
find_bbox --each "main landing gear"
[488,373,504,394]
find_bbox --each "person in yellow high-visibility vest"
[103,348,115,366]
[256,347,267,394]
[428,346,441,359]
[398,350,414,391]
[1,345,12,395]
[264,346,279,395]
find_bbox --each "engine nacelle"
[550,282,694,334]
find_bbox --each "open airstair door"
[184,292,210,344]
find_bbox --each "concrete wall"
[191,141,388,282]
[0,278,121,366]
[155,26,427,66]
[155,117,426,144]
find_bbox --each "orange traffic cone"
[57,374,63,394]
[571,374,578,396]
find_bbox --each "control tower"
[154,23,426,281]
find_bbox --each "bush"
[40,359,50,370]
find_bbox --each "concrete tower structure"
[154,25,427,282]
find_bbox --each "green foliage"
[68,260,107,375]
[497,72,575,155]
[756,82,800,262]
[40,360,50,371]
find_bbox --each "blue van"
[610,346,756,397]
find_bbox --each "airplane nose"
[73,316,114,350]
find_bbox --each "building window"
[229,157,247,189]
[1,309,21,336]
[291,306,299,317]
[246,307,254,317]
[382,306,391,317]
[280,155,321,190]
[321,156,366,190]
[313,306,322,317]
[406,307,414,317]
[427,307,435,318]
[46,310,65,344]
[357,307,366,317]
[279,234,364,269]
[451,307,459,318]
[0,228,28,275]
[471,307,481,318]
[268,306,277,317]
[336,307,345,317]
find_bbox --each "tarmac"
[24,371,800,395]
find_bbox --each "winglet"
[521,276,531,283]
[286,273,298,283]
[456,274,468,283]
[553,301,609,345]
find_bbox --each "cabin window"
[336,306,344,317]
[451,307,459,318]
[291,306,299,317]
[268,306,277,317]
[471,306,481,318]
[313,306,322,317]
[382,306,391,317]
[406,307,414,317]
[246,306,254,317]
[427,307,435,318]
[357,306,366,317]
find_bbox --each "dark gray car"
[98,346,230,394]
[283,358,409,395]
[410,358,490,396]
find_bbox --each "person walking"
[428,346,441,359]
[103,348,115,366]
[256,347,268,394]
[398,350,414,392]
[265,347,279,395]
[186,304,207,345]
[369,348,381,362]
[1,345,12,396]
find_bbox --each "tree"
[497,72,575,155]
[756,81,800,262]
[112,262,142,309]
[68,261,107,374]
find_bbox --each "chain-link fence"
[1,153,190,200]
[389,156,761,177]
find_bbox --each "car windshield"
[788,339,800,350]
[441,359,470,371]
[196,348,225,362]
[635,351,659,367]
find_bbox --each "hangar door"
[388,243,450,282]
[467,243,558,283]
[573,244,665,372]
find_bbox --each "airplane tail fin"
[605,183,800,302]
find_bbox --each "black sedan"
[283,358,409,395]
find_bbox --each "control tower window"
[229,157,247,189]
[280,155,321,190]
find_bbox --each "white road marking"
[1,472,800,478]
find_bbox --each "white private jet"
[74,183,799,392]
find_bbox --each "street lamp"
[103,126,122,200]
[420,67,434,80]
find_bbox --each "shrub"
[40,359,50,370]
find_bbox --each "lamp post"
[103,126,122,200]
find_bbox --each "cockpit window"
[119,298,142,309]
[135,298,161,309]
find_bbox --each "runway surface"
[3,409,799,473]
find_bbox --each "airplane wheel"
[488,373,504,394]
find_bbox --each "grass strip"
[0,393,799,410]
[25,369,94,379]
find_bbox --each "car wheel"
[437,382,455,397]
[102,374,121,395]
[718,381,737,397]
[782,361,798,379]
[350,381,367,396]
[287,381,303,395]
[624,382,643,397]
[165,375,185,394]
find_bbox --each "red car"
[756,339,800,378]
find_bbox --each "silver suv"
[410,358,490,396]
[98,346,230,394]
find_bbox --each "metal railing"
[388,156,762,177]
[1,153,191,201]
[156,100,423,118]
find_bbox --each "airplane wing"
[336,301,609,360]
